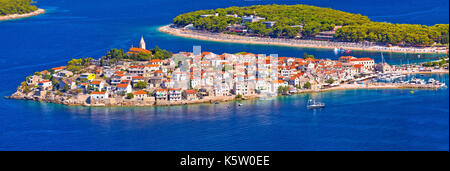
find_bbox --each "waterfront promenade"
[159,25,448,54]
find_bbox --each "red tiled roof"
[149,59,163,63]
[350,58,374,61]
[132,76,144,79]
[184,89,196,94]
[133,90,147,95]
[129,66,145,69]
[353,64,364,68]
[52,66,66,71]
[127,47,150,54]
[146,64,159,67]
[273,80,284,84]
[90,81,101,85]
[116,84,128,88]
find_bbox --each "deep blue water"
[0,0,448,150]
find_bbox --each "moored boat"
[307,99,325,109]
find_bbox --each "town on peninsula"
[7,37,449,107]
[4,3,449,107]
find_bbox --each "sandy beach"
[0,9,45,21]
[159,25,448,54]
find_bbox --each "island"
[159,4,449,54]
[7,37,449,107]
[0,0,45,21]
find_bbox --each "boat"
[428,78,437,84]
[339,48,352,53]
[409,78,426,85]
[238,103,243,106]
[333,48,339,54]
[307,99,325,109]
[215,101,220,104]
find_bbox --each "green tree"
[235,94,242,99]
[325,78,335,84]
[151,46,172,59]
[126,93,134,99]
[303,52,314,59]
[63,84,69,92]
[277,86,289,94]
[0,0,38,16]
[44,74,52,80]
[135,81,147,89]
[303,82,311,89]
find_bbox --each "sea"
[0,0,448,150]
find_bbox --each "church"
[127,36,150,55]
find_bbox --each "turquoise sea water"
[0,0,448,150]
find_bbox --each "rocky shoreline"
[0,8,45,21]
[6,90,258,107]
[6,82,444,107]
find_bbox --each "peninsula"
[160,4,449,54]
[0,0,45,21]
[7,38,449,107]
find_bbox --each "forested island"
[0,0,37,15]
[0,0,44,21]
[171,4,449,47]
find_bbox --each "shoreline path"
[159,25,448,54]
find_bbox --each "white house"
[168,88,182,101]
[90,91,108,100]
[115,83,132,94]
[38,80,52,90]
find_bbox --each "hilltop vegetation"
[100,47,172,65]
[0,0,38,16]
[172,4,449,46]
[335,23,449,46]
[174,4,370,37]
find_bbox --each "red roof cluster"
[127,47,150,54]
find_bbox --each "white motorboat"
[307,99,325,109]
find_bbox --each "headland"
[0,8,45,21]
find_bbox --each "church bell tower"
[139,36,146,50]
